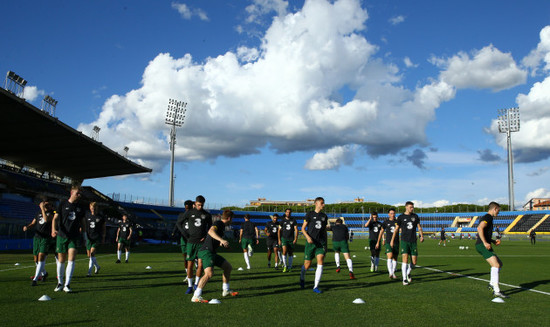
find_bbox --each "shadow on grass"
[37,320,96,327]
[504,279,550,295]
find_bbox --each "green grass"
[1,238,549,326]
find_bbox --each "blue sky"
[3,0,550,209]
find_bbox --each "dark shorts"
[304,241,326,261]
[180,237,187,254]
[198,250,226,269]
[333,240,350,253]
[33,237,54,255]
[241,237,254,250]
[400,241,418,256]
[369,239,381,256]
[281,237,294,250]
[186,242,202,261]
[475,243,496,259]
[56,235,78,254]
[118,238,131,247]
[385,243,399,257]
[266,238,279,250]
[86,238,99,251]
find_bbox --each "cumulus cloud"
[23,86,45,102]
[406,149,427,169]
[522,26,550,76]
[245,0,289,23]
[477,149,501,162]
[305,145,355,170]
[393,199,450,208]
[524,188,550,201]
[431,45,527,91]
[389,15,405,25]
[171,2,209,21]
[81,0,524,172]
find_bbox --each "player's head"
[244,214,250,221]
[122,214,128,222]
[388,208,396,219]
[314,197,325,210]
[69,185,82,201]
[221,210,234,224]
[184,200,194,210]
[90,202,97,211]
[285,208,292,217]
[405,201,414,213]
[371,212,378,221]
[271,213,278,222]
[488,201,500,216]
[195,195,205,210]
[335,218,343,225]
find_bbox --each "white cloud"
[245,0,289,23]
[431,45,527,91]
[305,145,355,170]
[22,86,45,102]
[389,15,405,25]
[171,2,209,21]
[522,25,550,76]
[524,188,550,201]
[79,0,478,171]
[404,57,417,68]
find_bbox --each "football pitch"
[1,238,549,326]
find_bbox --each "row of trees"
[223,202,509,215]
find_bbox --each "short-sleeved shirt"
[396,213,421,243]
[382,219,399,243]
[265,221,279,240]
[183,209,213,244]
[304,211,328,243]
[55,199,85,239]
[175,211,190,240]
[280,218,297,239]
[475,214,494,245]
[118,221,132,239]
[200,220,226,253]
[85,211,105,241]
[331,224,348,242]
[34,210,54,239]
[241,221,256,239]
[368,221,383,241]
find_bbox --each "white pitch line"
[0,254,113,273]
[417,264,550,297]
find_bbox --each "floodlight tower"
[42,95,58,116]
[165,98,187,207]
[497,107,520,210]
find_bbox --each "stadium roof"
[0,88,152,180]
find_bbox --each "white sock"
[125,251,130,261]
[289,256,294,268]
[282,254,287,267]
[392,259,397,274]
[346,258,353,273]
[300,265,306,281]
[188,278,193,287]
[92,256,99,268]
[334,253,341,267]
[387,259,393,275]
[244,252,251,268]
[65,261,74,286]
[88,258,93,274]
[402,263,409,281]
[314,265,323,289]
[193,287,203,297]
[33,261,45,281]
[371,256,375,267]
[57,262,65,285]
[223,282,230,292]
[117,250,121,260]
[490,267,500,292]
[195,276,200,286]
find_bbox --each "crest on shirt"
[201,214,206,219]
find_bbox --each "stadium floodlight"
[165,98,187,207]
[92,125,101,141]
[497,107,520,210]
[4,70,28,98]
[42,95,58,116]
[123,146,129,158]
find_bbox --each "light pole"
[165,98,187,207]
[497,107,520,210]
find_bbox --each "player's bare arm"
[208,226,229,248]
[23,218,37,232]
[477,221,492,250]
[418,223,424,242]
[302,220,313,244]
[51,213,59,237]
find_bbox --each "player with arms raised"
[476,202,508,298]
[391,201,423,285]
[300,197,329,293]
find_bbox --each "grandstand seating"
[508,213,546,232]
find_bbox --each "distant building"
[248,198,315,207]
[339,197,365,204]
[523,198,550,211]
